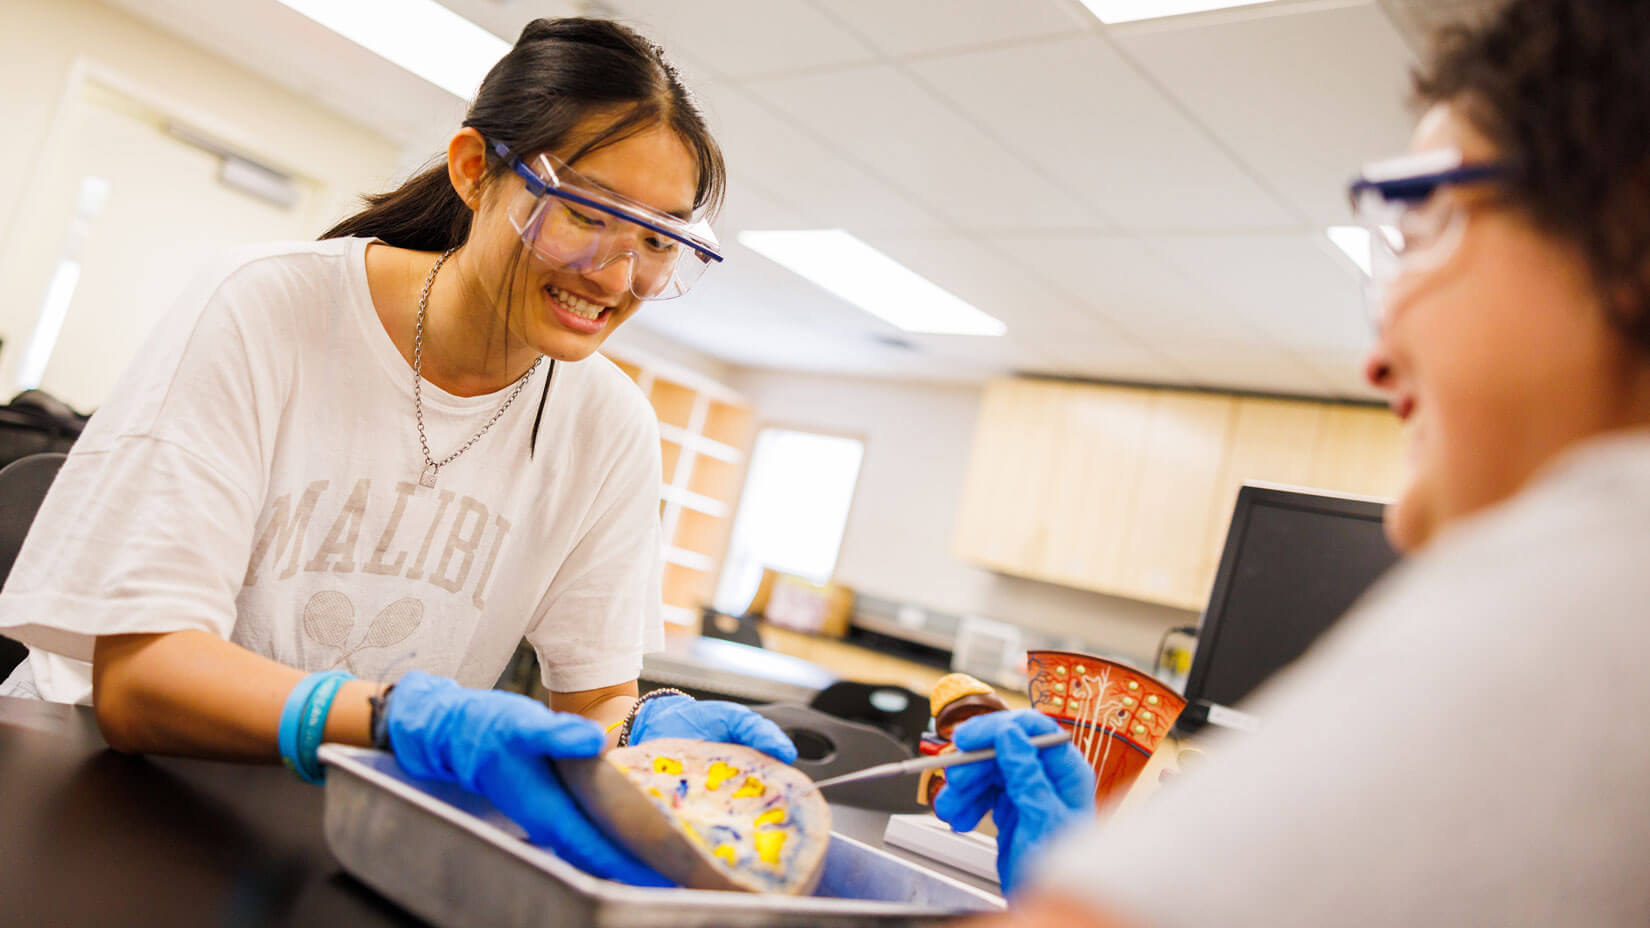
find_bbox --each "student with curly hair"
[941,0,1650,923]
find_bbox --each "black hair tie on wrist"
[368,683,396,751]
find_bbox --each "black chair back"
[0,452,67,679]
[751,702,926,813]
[808,680,930,752]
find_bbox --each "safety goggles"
[1347,149,1506,326]
[492,140,723,301]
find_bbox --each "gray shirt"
[1036,432,1650,927]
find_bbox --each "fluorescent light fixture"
[20,259,82,391]
[1327,226,1372,277]
[1078,0,1279,24]
[738,230,1007,336]
[20,176,109,392]
[274,0,509,99]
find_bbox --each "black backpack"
[0,390,88,471]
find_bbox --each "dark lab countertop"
[0,697,421,927]
[0,697,996,926]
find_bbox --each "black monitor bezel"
[1175,482,1390,735]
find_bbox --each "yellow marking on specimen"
[647,787,665,800]
[754,830,787,866]
[732,776,766,799]
[705,761,739,791]
[713,844,738,866]
[754,808,787,828]
[652,756,683,775]
[683,825,707,847]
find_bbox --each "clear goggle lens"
[1352,190,1468,327]
[1347,151,1498,329]
[501,149,722,301]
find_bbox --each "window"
[713,428,864,614]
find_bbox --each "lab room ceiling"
[100,0,1502,400]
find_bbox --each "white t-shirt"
[0,237,664,704]
[1035,432,1650,926]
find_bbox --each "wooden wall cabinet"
[956,378,1404,610]
[607,351,754,627]
[954,378,1067,574]
[1113,391,1233,607]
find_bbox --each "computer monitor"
[1175,483,1400,735]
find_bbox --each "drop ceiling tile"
[1144,234,1369,347]
[855,234,1221,384]
[104,0,461,149]
[1139,233,1373,389]
[744,64,1098,234]
[1025,337,1208,386]
[818,0,1089,58]
[1112,1,1415,225]
[712,177,809,234]
[442,0,581,42]
[638,295,1029,381]
[992,235,1282,344]
[699,87,951,234]
[647,234,1105,381]
[612,0,878,79]
[991,233,1343,393]
[862,235,1128,341]
[909,34,1301,233]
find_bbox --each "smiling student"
[935,0,1650,924]
[0,17,792,885]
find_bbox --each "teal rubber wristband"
[289,670,353,784]
[279,672,330,780]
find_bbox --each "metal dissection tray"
[320,745,1004,928]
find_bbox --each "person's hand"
[933,709,1095,894]
[628,694,798,763]
[384,671,671,886]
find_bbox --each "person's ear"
[447,128,489,211]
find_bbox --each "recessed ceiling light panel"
[1078,0,1281,25]
[739,230,1007,337]
[275,0,509,99]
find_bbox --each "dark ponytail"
[321,17,725,249]
[322,165,471,251]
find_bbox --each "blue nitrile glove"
[933,709,1095,894]
[385,671,671,887]
[628,694,799,763]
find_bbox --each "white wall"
[730,369,1198,665]
[0,0,404,399]
[0,0,402,235]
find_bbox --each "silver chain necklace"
[412,248,542,489]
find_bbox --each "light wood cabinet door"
[1310,406,1407,499]
[954,379,1067,571]
[955,379,1405,611]
[1038,384,1153,589]
[1112,391,1234,609]
[1199,397,1325,583]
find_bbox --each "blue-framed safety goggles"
[491,139,723,301]
[1347,149,1507,323]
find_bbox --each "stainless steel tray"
[320,745,1004,927]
